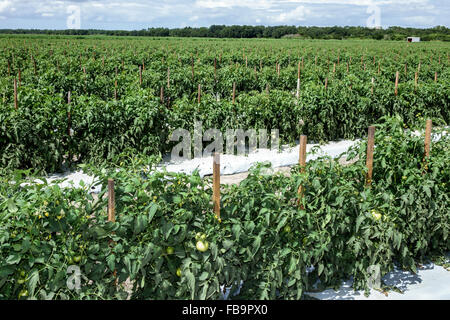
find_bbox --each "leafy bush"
[1,117,448,299]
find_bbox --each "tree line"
[1,25,449,41]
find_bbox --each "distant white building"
[407,37,420,42]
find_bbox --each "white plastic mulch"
[306,261,450,300]
[26,139,359,194]
[160,139,358,178]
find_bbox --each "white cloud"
[281,0,428,5]
[0,0,12,13]
[195,0,429,8]
[0,0,446,29]
[195,0,273,9]
[270,5,310,22]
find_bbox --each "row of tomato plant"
[1,83,448,173]
[1,116,448,299]
[1,37,449,173]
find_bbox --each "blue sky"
[0,0,448,30]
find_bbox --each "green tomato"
[166,247,174,255]
[196,240,209,252]
[195,232,203,241]
[176,267,182,277]
[18,290,28,298]
[73,256,82,263]
[370,209,382,221]
[284,225,291,233]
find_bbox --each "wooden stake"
[394,71,399,96]
[366,126,375,186]
[414,72,418,91]
[160,86,164,103]
[232,82,236,104]
[434,71,437,83]
[297,135,307,209]
[107,178,118,284]
[108,179,116,223]
[139,66,142,86]
[18,69,21,86]
[324,77,328,90]
[213,152,221,219]
[197,84,201,104]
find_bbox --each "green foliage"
[0,25,449,41]
[0,37,449,172]
[1,117,448,300]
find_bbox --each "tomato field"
[0,36,449,172]
[0,35,449,300]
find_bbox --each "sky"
[0,0,448,30]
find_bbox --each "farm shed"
[407,37,420,42]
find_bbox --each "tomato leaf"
[28,270,39,297]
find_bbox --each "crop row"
[1,83,449,173]
[0,117,448,299]
[1,38,449,172]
